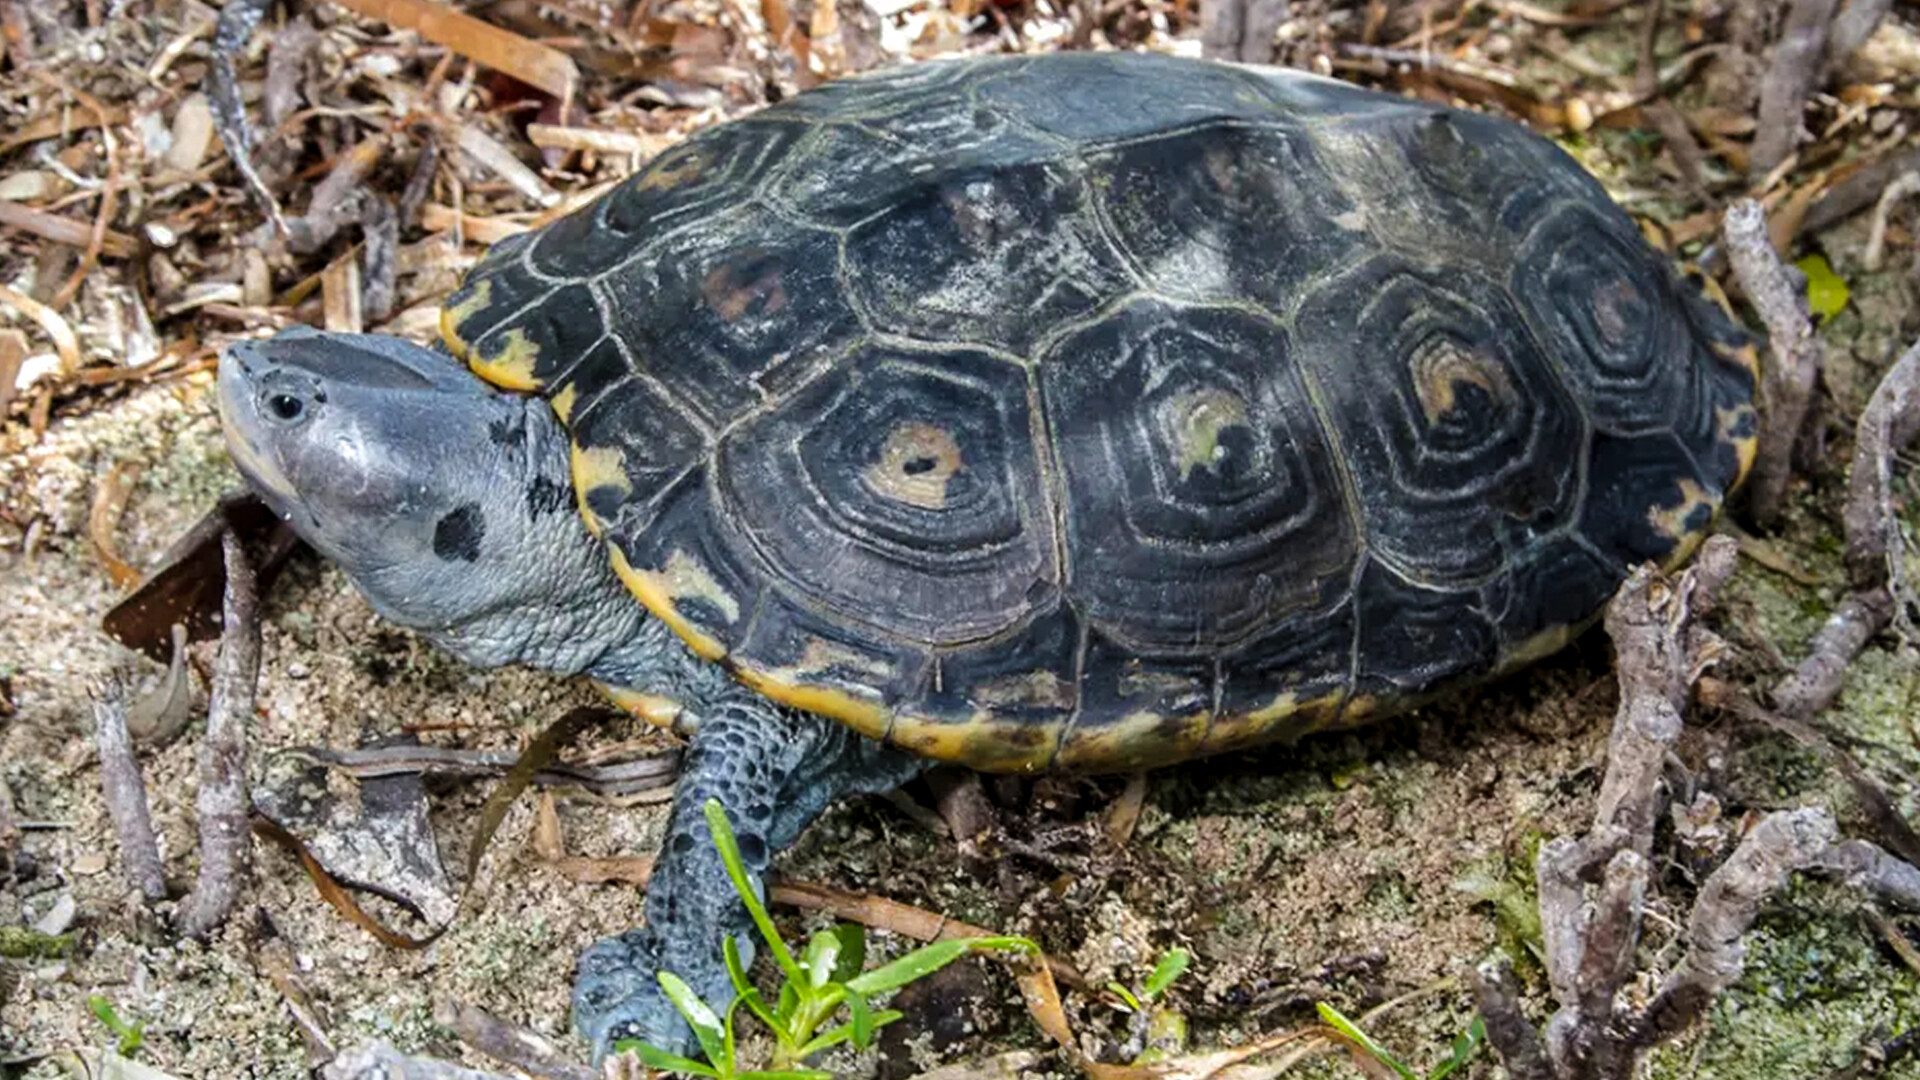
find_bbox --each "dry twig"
[1750,0,1839,180]
[208,0,284,231]
[1634,0,1707,197]
[177,530,262,938]
[436,1000,596,1080]
[0,770,20,872]
[1478,537,1920,1079]
[1773,333,1920,720]
[90,672,168,902]
[1723,198,1821,531]
[1825,0,1895,72]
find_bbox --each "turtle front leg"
[573,694,924,1061]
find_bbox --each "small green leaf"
[845,989,876,1048]
[659,971,729,1068]
[1427,1015,1486,1080]
[705,799,805,989]
[1795,253,1849,323]
[846,936,1035,996]
[611,1040,721,1077]
[798,1010,905,1058]
[803,929,841,990]
[776,980,801,1023]
[87,994,145,1056]
[1106,980,1142,1012]
[826,923,866,984]
[1141,947,1190,1000]
[1317,1002,1416,1080]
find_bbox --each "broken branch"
[1723,198,1822,531]
[177,531,262,938]
[90,672,168,902]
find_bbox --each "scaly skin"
[218,328,922,1059]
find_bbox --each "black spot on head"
[903,456,937,475]
[488,416,526,447]
[526,476,572,518]
[432,503,485,562]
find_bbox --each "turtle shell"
[440,52,1758,773]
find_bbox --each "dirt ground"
[5,2,1920,1079]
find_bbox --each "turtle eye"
[266,392,306,422]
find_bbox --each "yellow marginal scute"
[738,667,893,744]
[569,441,630,537]
[440,278,490,360]
[608,545,730,661]
[1203,687,1347,756]
[889,711,1058,773]
[1501,623,1577,672]
[550,384,580,424]
[1718,402,1760,488]
[1649,477,1717,567]
[469,327,543,392]
[1056,708,1205,772]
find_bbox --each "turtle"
[216,50,1759,1061]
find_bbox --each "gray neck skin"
[217,328,734,714]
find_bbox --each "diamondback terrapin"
[217,50,1758,1060]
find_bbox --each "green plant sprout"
[614,798,1039,1078]
[1316,1002,1485,1080]
[88,993,146,1056]
[1106,946,1193,1064]
[1105,945,1190,1013]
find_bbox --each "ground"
[3,2,1920,1079]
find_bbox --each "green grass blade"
[612,1040,721,1077]
[659,970,730,1068]
[797,1010,904,1059]
[725,941,782,1035]
[1427,1015,1486,1080]
[704,799,804,988]
[1141,947,1191,1000]
[845,936,1036,996]
[845,989,875,1048]
[1316,1002,1417,1080]
[1105,980,1142,1012]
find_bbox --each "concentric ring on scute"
[1516,204,1696,436]
[1293,256,1585,585]
[1043,301,1357,655]
[716,344,1056,647]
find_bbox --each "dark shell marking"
[441,52,1759,772]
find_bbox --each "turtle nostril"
[267,392,306,422]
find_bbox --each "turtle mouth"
[216,342,306,520]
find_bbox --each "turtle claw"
[573,930,696,1063]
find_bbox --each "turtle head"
[217,326,641,673]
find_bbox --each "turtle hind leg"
[573,694,924,1062]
